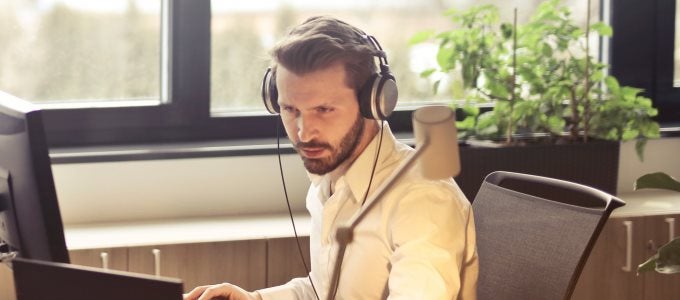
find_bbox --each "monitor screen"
[12,257,184,300]
[0,91,69,263]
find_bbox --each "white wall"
[617,137,680,193]
[52,137,680,225]
[52,153,309,225]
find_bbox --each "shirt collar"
[343,123,397,203]
[307,123,398,203]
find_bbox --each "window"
[610,0,680,123]
[0,0,604,148]
[209,0,601,115]
[0,0,163,106]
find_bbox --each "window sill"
[49,132,417,164]
[49,123,679,164]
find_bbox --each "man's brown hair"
[270,16,380,92]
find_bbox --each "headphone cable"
[330,121,385,300]
[276,117,321,300]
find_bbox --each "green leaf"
[634,172,680,192]
[433,79,441,95]
[590,70,604,82]
[419,68,437,78]
[462,104,480,116]
[590,22,613,37]
[655,238,680,274]
[621,86,643,100]
[457,116,476,130]
[637,253,658,274]
[409,30,435,45]
[542,43,553,57]
[476,111,500,136]
[436,46,455,70]
[500,23,513,40]
[605,76,621,95]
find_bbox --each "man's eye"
[282,106,296,113]
[317,107,333,113]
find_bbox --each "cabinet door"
[642,214,680,300]
[572,217,646,300]
[267,236,311,286]
[127,240,267,293]
[69,247,128,271]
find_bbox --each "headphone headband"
[262,30,398,120]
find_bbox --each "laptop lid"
[12,257,183,300]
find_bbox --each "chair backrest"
[472,171,625,300]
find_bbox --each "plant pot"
[455,140,620,201]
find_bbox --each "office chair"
[472,171,625,300]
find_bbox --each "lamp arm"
[326,134,430,300]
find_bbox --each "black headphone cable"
[276,117,321,300]
[329,121,385,300]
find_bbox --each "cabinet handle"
[622,221,633,272]
[665,217,675,243]
[100,252,109,270]
[152,248,161,276]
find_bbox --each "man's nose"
[297,114,318,142]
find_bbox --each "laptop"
[12,257,184,300]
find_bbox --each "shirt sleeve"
[386,180,478,300]
[257,276,318,300]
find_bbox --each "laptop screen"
[12,258,183,300]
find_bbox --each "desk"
[612,189,680,217]
[1,263,16,300]
[64,213,311,250]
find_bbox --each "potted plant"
[636,172,680,275]
[410,0,660,199]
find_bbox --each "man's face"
[276,62,366,175]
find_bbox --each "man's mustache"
[295,141,331,149]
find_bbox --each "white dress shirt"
[258,124,478,300]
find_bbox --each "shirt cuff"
[257,284,299,300]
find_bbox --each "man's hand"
[183,283,262,300]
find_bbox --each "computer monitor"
[0,91,69,263]
[12,257,184,300]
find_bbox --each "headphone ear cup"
[261,68,280,114]
[358,73,398,120]
[358,73,379,119]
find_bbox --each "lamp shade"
[412,105,460,179]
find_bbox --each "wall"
[52,137,680,225]
[617,137,680,193]
[52,153,309,225]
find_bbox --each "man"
[184,16,478,300]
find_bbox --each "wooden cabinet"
[641,215,680,299]
[572,214,680,299]
[69,247,128,271]
[128,240,267,292]
[572,217,645,299]
[65,237,309,293]
[266,237,311,286]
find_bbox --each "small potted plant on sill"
[409,0,660,199]
[635,172,680,275]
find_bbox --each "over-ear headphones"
[261,35,398,120]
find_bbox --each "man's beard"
[296,113,365,175]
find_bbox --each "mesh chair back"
[472,171,624,300]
